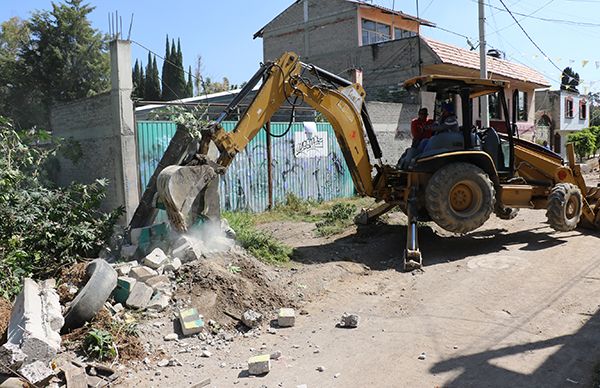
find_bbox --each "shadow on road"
[292,222,580,271]
[429,306,600,387]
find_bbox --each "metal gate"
[136,120,355,212]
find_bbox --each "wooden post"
[266,121,273,210]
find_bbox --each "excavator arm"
[158,52,381,231]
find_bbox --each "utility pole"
[478,0,489,127]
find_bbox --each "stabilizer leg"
[403,187,422,271]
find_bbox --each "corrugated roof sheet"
[424,37,549,87]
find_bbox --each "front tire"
[425,163,495,234]
[546,183,582,231]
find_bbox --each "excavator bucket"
[157,164,221,232]
[585,185,600,229]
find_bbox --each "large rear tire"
[546,183,582,232]
[425,163,495,234]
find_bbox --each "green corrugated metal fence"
[136,120,355,212]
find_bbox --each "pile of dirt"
[0,297,11,340]
[177,246,296,327]
[57,261,90,305]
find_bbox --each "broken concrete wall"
[50,40,140,224]
[0,279,63,375]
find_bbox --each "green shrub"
[315,203,357,237]
[588,126,600,153]
[567,129,596,161]
[223,211,292,264]
[0,117,122,298]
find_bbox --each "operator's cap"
[441,102,455,113]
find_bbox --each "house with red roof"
[254,0,550,148]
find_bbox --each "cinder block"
[248,354,271,375]
[125,282,153,309]
[143,248,168,269]
[130,223,168,254]
[178,308,204,336]
[113,277,137,304]
[164,258,182,272]
[278,308,296,327]
[129,266,157,282]
[144,275,170,290]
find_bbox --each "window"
[579,100,587,120]
[477,95,501,120]
[362,19,391,45]
[394,27,416,40]
[516,90,528,121]
[565,97,574,118]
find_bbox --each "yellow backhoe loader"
[152,52,600,270]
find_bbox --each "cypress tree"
[161,35,171,100]
[144,53,161,100]
[174,38,186,97]
[186,65,193,97]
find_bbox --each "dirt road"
[119,206,600,388]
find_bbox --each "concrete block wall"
[51,40,139,223]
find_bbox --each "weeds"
[83,329,116,361]
[223,211,292,264]
[315,203,357,237]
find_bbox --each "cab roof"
[403,75,510,98]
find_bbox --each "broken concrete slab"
[125,282,153,309]
[178,308,204,336]
[18,360,54,386]
[3,278,63,369]
[241,310,262,328]
[143,248,168,269]
[277,308,296,328]
[0,343,27,374]
[147,293,170,311]
[129,266,158,282]
[247,354,271,375]
[170,237,203,263]
[113,277,137,304]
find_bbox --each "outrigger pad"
[157,165,219,232]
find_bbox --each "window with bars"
[579,100,587,120]
[565,97,574,118]
[361,19,391,45]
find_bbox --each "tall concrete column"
[110,40,140,223]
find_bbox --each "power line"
[477,0,600,27]
[497,0,563,73]
[487,0,555,36]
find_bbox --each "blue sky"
[2,0,600,92]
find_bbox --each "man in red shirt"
[411,107,433,148]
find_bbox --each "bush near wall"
[0,117,122,299]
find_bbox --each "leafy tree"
[22,0,110,127]
[588,92,600,127]
[0,116,122,298]
[144,53,160,100]
[567,129,595,161]
[561,67,580,93]
[0,17,43,129]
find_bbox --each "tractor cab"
[400,75,514,176]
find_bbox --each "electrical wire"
[496,0,563,73]
[487,0,555,36]
[477,0,600,27]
